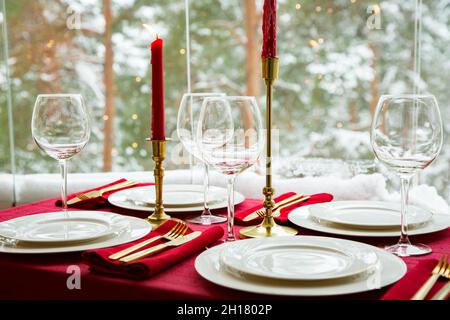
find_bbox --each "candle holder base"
[146,212,172,229]
[239,223,298,238]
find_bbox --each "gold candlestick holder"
[146,139,171,228]
[240,57,298,238]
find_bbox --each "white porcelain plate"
[195,237,406,297]
[0,215,151,254]
[310,201,432,230]
[219,236,378,281]
[0,211,127,244]
[134,185,207,207]
[289,203,450,237]
[108,185,245,213]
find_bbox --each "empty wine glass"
[177,93,227,225]
[197,96,264,241]
[371,94,443,256]
[32,94,90,212]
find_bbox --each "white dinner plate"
[310,201,432,230]
[195,238,406,296]
[219,237,378,281]
[132,185,208,208]
[0,211,127,244]
[108,185,245,213]
[289,204,450,237]
[0,215,151,254]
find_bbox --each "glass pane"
[4,0,187,173]
[187,0,449,204]
[0,0,16,208]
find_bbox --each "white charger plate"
[108,185,245,213]
[195,238,406,297]
[133,185,207,207]
[219,236,378,281]
[310,201,432,230]
[0,211,126,244]
[0,215,151,254]
[289,203,450,237]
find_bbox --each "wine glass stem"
[59,159,68,212]
[226,176,236,241]
[201,164,211,217]
[399,175,412,245]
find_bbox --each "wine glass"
[371,94,443,256]
[32,94,90,212]
[177,93,227,225]
[197,96,264,241]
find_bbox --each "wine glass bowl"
[371,94,443,256]
[371,95,442,176]
[197,96,264,241]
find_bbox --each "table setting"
[1,0,450,302]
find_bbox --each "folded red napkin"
[83,220,224,280]
[382,259,447,300]
[234,192,334,226]
[55,179,153,209]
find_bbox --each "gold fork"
[67,180,137,205]
[411,255,448,300]
[256,196,310,219]
[108,221,189,260]
[243,194,306,222]
[431,256,450,300]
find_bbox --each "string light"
[131,114,138,120]
[295,3,301,10]
[315,6,322,12]
[351,0,357,3]
[336,122,343,128]
[179,48,186,55]
[318,38,324,44]
[373,4,381,14]
[46,39,55,48]
[103,115,109,121]
[309,39,319,47]
[135,76,142,83]
[132,142,139,149]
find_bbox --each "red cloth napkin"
[234,192,334,226]
[83,220,224,280]
[55,179,153,209]
[382,259,448,300]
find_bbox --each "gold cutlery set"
[243,194,310,222]
[108,221,199,264]
[412,255,450,300]
[67,180,138,205]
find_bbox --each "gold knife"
[120,231,202,264]
[242,194,305,222]
[67,181,137,205]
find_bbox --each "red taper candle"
[262,0,277,58]
[150,37,165,140]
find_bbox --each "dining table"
[0,194,449,300]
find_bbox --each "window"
[1,0,449,201]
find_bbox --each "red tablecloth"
[0,197,449,300]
